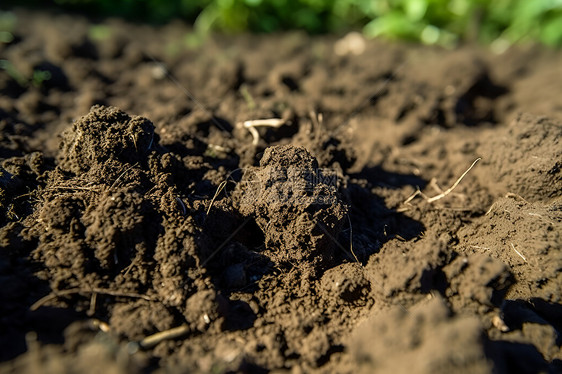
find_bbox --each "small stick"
[428,178,444,194]
[87,292,97,316]
[138,324,191,349]
[401,188,431,206]
[471,245,491,251]
[510,243,527,263]
[402,188,421,205]
[485,202,497,215]
[505,192,528,203]
[347,214,360,264]
[130,133,138,152]
[206,180,227,216]
[45,186,102,193]
[30,287,153,311]
[110,163,139,189]
[239,118,285,146]
[401,158,481,206]
[426,158,481,203]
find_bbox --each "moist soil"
[1,9,561,374]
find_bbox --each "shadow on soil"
[485,298,562,374]
[342,166,427,262]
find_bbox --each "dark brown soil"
[1,9,561,374]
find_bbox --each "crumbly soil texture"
[1,9,561,374]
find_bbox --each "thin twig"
[347,214,360,264]
[510,243,527,263]
[310,111,324,142]
[46,186,102,193]
[30,287,153,311]
[110,163,139,189]
[402,158,481,206]
[426,158,481,203]
[206,180,227,216]
[402,188,421,205]
[138,324,191,349]
[471,245,491,251]
[87,292,97,316]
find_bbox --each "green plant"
[0,11,16,43]
[0,60,52,88]
[31,69,52,88]
[7,0,562,48]
[0,59,27,86]
[88,24,112,41]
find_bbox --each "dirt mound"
[14,106,220,339]
[459,195,562,303]
[479,113,562,202]
[349,297,491,374]
[57,105,156,175]
[237,145,347,275]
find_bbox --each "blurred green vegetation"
[5,0,562,47]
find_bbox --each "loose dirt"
[0,9,561,374]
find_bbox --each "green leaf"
[405,0,428,21]
[541,15,562,46]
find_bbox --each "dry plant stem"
[110,163,139,189]
[240,118,285,146]
[139,324,190,349]
[401,157,481,207]
[87,292,97,316]
[401,188,423,206]
[347,214,360,264]
[30,287,153,311]
[426,158,481,203]
[206,180,227,216]
[510,242,528,263]
[47,186,101,192]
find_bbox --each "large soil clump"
[237,145,347,275]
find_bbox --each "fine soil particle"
[0,9,561,374]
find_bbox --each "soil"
[1,8,561,374]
